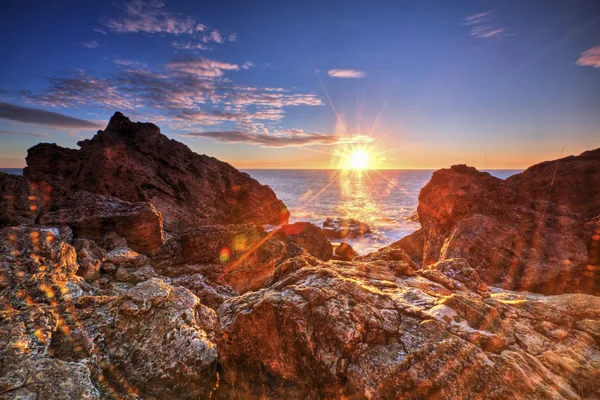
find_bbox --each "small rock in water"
[322,217,372,239]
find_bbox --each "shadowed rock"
[24,112,289,234]
[0,172,36,227]
[280,222,332,261]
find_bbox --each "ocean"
[0,168,520,254]
[245,169,521,254]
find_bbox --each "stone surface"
[280,222,332,261]
[39,191,164,255]
[25,112,289,234]
[417,164,592,294]
[322,217,371,239]
[216,256,600,399]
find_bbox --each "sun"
[347,149,370,170]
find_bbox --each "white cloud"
[464,10,508,39]
[181,130,374,147]
[82,41,101,48]
[328,69,367,79]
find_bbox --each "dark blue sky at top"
[0,0,599,168]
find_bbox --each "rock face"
[24,112,289,234]
[417,163,593,294]
[0,172,36,227]
[334,242,358,261]
[216,256,600,399]
[322,217,371,239]
[39,191,164,255]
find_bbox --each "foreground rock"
[0,227,218,399]
[279,222,332,261]
[216,255,600,399]
[322,217,371,239]
[417,162,594,294]
[39,191,164,255]
[24,112,289,234]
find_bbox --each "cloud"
[577,46,600,68]
[0,102,101,129]
[181,130,375,147]
[0,129,51,138]
[166,58,240,78]
[94,28,107,35]
[210,30,224,44]
[464,10,507,39]
[113,59,148,68]
[328,69,366,79]
[172,41,210,50]
[82,40,101,48]
[241,61,254,70]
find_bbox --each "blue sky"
[0,0,599,168]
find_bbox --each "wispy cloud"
[0,129,51,138]
[82,40,102,48]
[0,102,101,129]
[328,69,366,79]
[577,46,600,68]
[166,58,240,78]
[181,130,374,147]
[113,59,148,68]
[464,10,507,39]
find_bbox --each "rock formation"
[415,152,599,294]
[24,112,289,234]
[322,217,371,239]
[1,113,599,399]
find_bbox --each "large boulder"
[39,191,164,255]
[279,222,332,261]
[24,112,289,234]
[417,163,593,294]
[215,256,600,399]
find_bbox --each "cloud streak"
[0,129,51,138]
[181,130,374,147]
[464,10,507,39]
[328,69,366,78]
[577,46,600,68]
[0,102,102,129]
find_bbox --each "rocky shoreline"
[0,113,598,399]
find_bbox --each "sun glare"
[348,150,370,170]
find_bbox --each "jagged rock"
[322,217,371,239]
[357,244,419,272]
[155,224,289,294]
[115,265,157,283]
[215,256,600,399]
[390,228,424,265]
[417,163,592,294]
[25,112,289,234]
[38,191,164,255]
[170,274,237,309]
[0,172,36,227]
[73,238,106,281]
[279,222,332,261]
[334,242,358,261]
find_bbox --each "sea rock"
[280,222,332,261]
[216,256,600,399]
[0,172,36,227]
[322,217,371,239]
[155,224,290,294]
[334,242,358,261]
[39,191,164,255]
[417,163,592,294]
[25,112,289,234]
[389,228,424,265]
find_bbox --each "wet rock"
[334,242,358,261]
[322,217,371,239]
[39,191,164,255]
[279,222,332,261]
[25,112,289,234]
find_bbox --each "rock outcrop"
[322,217,371,239]
[417,161,595,294]
[279,222,332,261]
[334,242,358,261]
[216,256,600,399]
[0,172,36,227]
[39,191,164,255]
[24,112,289,234]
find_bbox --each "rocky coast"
[0,113,598,399]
